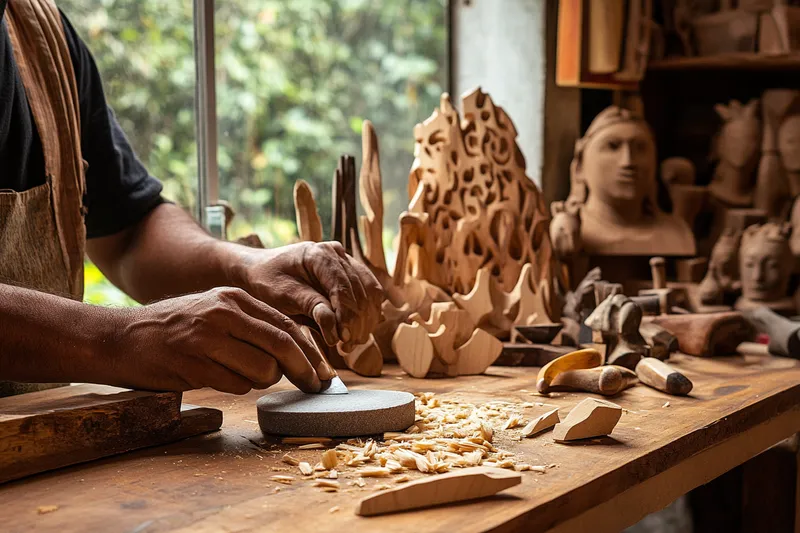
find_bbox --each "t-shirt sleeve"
[59,10,165,239]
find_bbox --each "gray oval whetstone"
[257,390,416,437]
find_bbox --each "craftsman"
[0,0,383,397]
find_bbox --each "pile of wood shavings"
[278,392,557,492]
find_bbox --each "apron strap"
[6,0,86,300]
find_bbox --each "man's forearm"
[87,203,254,303]
[0,284,113,383]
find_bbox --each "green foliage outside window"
[60,0,447,305]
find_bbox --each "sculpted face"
[580,122,656,209]
[778,115,800,171]
[720,115,761,168]
[740,240,792,302]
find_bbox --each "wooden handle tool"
[744,306,800,359]
[549,366,638,396]
[647,312,755,356]
[356,467,521,516]
[635,357,693,396]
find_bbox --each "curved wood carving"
[293,180,323,243]
[359,120,388,275]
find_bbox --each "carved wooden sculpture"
[358,120,388,276]
[585,294,650,369]
[757,90,800,217]
[402,88,560,321]
[709,100,761,208]
[552,398,623,442]
[698,227,742,308]
[567,106,695,256]
[736,222,795,314]
[647,312,755,356]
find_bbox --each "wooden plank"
[3,356,800,532]
[0,385,221,485]
[648,53,800,71]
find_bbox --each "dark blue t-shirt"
[0,0,164,238]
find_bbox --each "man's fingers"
[185,356,255,395]
[312,302,340,346]
[207,342,282,388]
[303,243,359,342]
[336,254,369,346]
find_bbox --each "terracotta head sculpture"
[778,114,800,173]
[738,223,793,307]
[698,227,742,306]
[710,99,761,207]
[567,106,695,256]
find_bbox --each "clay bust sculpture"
[735,222,795,314]
[698,227,742,307]
[568,106,696,256]
[709,99,761,207]
[778,114,800,207]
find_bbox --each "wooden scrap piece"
[635,357,693,396]
[336,334,383,377]
[355,467,521,517]
[522,408,560,437]
[549,366,638,396]
[392,322,435,378]
[552,398,623,442]
[639,322,678,361]
[453,328,503,376]
[496,343,572,367]
[536,348,603,394]
[512,264,553,327]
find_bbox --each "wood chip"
[662,402,671,408]
[374,484,392,491]
[502,414,523,430]
[313,480,340,491]
[360,467,392,478]
[282,437,332,445]
[281,454,300,466]
[394,474,411,483]
[298,462,313,476]
[328,469,338,479]
[480,422,494,443]
[271,475,295,485]
[355,478,366,488]
[329,506,340,514]
[298,443,325,450]
[37,505,59,515]
[321,449,338,470]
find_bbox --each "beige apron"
[0,0,87,395]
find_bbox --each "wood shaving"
[328,469,338,479]
[480,422,494,443]
[394,474,411,483]
[298,462,313,476]
[282,437,332,445]
[298,443,325,450]
[281,454,299,466]
[329,506,340,514]
[359,467,392,478]
[354,478,366,488]
[502,414,523,430]
[271,475,295,485]
[313,480,340,491]
[374,484,392,491]
[321,449,338,470]
[662,402,671,408]
[37,505,59,515]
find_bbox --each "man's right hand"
[104,287,334,394]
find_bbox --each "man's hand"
[238,241,384,352]
[104,287,335,394]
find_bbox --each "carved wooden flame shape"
[403,88,557,307]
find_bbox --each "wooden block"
[635,357,693,396]
[337,334,383,377]
[552,398,622,442]
[453,268,494,327]
[454,328,503,376]
[639,322,678,360]
[521,408,560,437]
[536,348,603,394]
[392,322,435,378]
[0,385,222,485]
[355,466,521,516]
[496,343,572,367]
[676,257,708,283]
[549,366,638,396]
[648,312,755,356]
[293,180,323,243]
[428,325,458,365]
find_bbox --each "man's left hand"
[238,241,384,352]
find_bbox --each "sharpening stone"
[256,390,415,437]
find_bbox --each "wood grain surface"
[3,354,800,533]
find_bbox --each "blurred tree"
[59,0,447,301]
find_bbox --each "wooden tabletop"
[4,353,800,533]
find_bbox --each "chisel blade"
[319,375,349,394]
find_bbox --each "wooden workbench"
[3,352,800,533]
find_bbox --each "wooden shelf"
[648,53,800,71]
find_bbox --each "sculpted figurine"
[584,293,649,369]
[567,106,696,256]
[709,99,761,208]
[698,228,742,307]
[735,222,795,314]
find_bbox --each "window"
[61,0,448,303]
